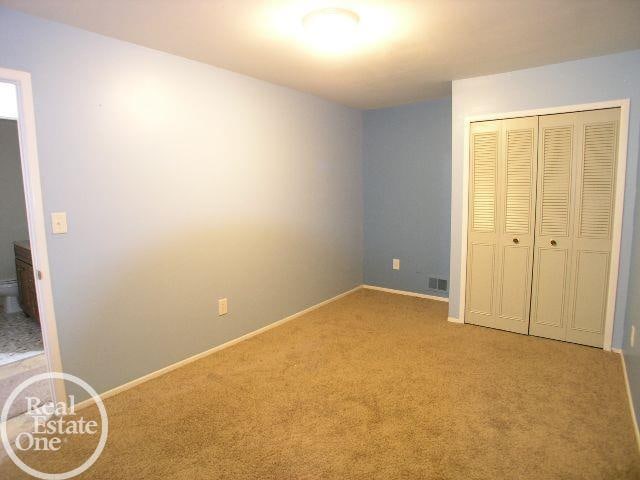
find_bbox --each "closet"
[465,108,619,348]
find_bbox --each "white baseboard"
[619,351,640,451]
[76,285,362,411]
[362,284,448,303]
[447,316,464,324]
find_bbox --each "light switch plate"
[393,258,400,270]
[51,212,68,234]
[218,298,228,316]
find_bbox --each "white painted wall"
[0,7,363,397]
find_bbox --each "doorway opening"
[0,70,64,445]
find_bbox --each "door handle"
[512,238,519,244]
[550,239,557,246]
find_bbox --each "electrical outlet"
[393,258,400,270]
[631,325,636,348]
[218,298,228,316]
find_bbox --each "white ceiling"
[2,0,640,109]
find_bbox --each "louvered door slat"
[505,128,535,234]
[579,121,617,239]
[471,131,497,232]
[539,125,572,237]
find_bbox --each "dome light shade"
[302,8,360,53]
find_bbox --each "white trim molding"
[0,67,66,404]
[459,99,630,351]
[362,284,449,302]
[447,316,464,324]
[76,285,362,410]
[619,352,640,451]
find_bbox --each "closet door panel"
[498,244,531,321]
[494,117,537,332]
[466,117,536,334]
[530,113,577,341]
[466,121,500,327]
[566,108,619,347]
[531,247,569,329]
[571,251,609,333]
[467,242,496,315]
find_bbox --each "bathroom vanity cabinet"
[14,241,39,322]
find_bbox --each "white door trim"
[0,67,66,403]
[458,99,630,351]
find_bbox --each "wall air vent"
[428,277,448,292]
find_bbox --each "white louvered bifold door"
[529,112,577,341]
[530,109,619,347]
[565,108,619,347]
[466,117,537,334]
[466,121,500,328]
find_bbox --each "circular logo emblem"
[1,372,108,480]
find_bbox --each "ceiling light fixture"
[302,8,360,53]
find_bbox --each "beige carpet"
[1,289,638,479]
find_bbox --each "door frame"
[458,99,630,351]
[0,67,66,403]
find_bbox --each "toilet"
[0,279,21,314]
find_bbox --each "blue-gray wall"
[363,98,451,296]
[450,50,640,350]
[0,8,363,397]
[623,147,640,425]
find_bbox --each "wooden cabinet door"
[15,259,39,321]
